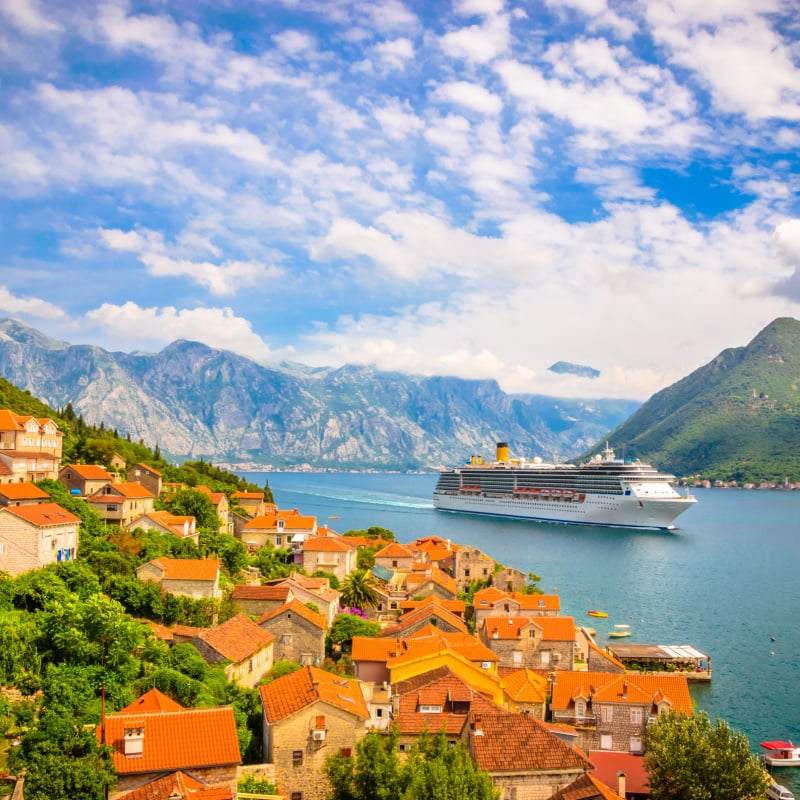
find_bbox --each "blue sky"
[1,0,799,401]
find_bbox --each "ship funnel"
[496,442,509,463]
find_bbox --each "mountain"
[548,361,600,379]
[0,319,638,470]
[584,317,800,482]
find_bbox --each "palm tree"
[340,569,380,611]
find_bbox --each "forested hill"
[583,317,800,483]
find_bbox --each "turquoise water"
[242,471,800,789]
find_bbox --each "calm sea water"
[241,471,800,788]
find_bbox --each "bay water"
[241,471,800,788]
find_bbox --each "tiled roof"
[0,482,50,500]
[469,711,592,773]
[588,751,649,796]
[473,587,509,606]
[0,462,11,475]
[232,584,292,601]
[118,688,185,714]
[61,463,114,480]
[380,604,468,637]
[586,638,626,670]
[133,462,162,476]
[302,535,355,552]
[394,667,503,735]
[115,770,233,800]
[0,409,24,431]
[536,616,576,641]
[550,672,693,714]
[101,705,241,774]
[194,485,226,504]
[2,502,80,527]
[386,629,498,667]
[405,567,457,595]
[140,558,220,582]
[259,665,369,723]
[232,491,264,500]
[352,637,400,662]
[194,613,275,663]
[374,541,414,559]
[548,771,623,800]
[500,668,549,703]
[483,616,537,640]
[88,481,154,500]
[473,588,561,612]
[257,599,326,630]
[399,596,465,615]
[245,509,316,530]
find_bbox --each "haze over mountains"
[0,319,636,470]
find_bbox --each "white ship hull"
[432,490,694,530]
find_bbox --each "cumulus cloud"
[0,286,67,320]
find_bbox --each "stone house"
[0,502,80,576]
[498,667,549,718]
[549,672,693,754]
[259,666,370,800]
[451,544,497,592]
[58,463,114,496]
[99,687,240,799]
[191,613,275,688]
[0,482,50,507]
[473,588,561,628]
[492,565,529,593]
[114,771,234,800]
[0,409,63,481]
[257,599,327,667]
[380,601,468,639]
[585,638,626,674]
[301,535,358,585]
[373,541,415,572]
[241,508,318,552]
[467,710,593,800]
[127,510,199,545]
[409,535,458,571]
[194,486,232,533]
[479,616,576,671]
[231,491,273,519]
[0,461,14,485]
[404,565,458,601]
[232,583,294,617]
[87,482,155,528]
[136,557,221,600]
[126,463,163,498]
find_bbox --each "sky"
[1,0,799,402]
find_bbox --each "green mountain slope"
[584,317,800,482]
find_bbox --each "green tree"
[340,569,379,611]
[325,728,406,800]
[328,613,380,652]
[644,711,768,800]
[165,487,219,531]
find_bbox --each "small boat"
[587,610,608,618]
[761,741,800,767]
[608,624,631,638]
[767,784,795,800]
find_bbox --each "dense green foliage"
[584,318,800,483]
[327,613,381,652]
[324,729,499,800]
[644,711,768,800]
[339,569,380,610]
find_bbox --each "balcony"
[551,711,597,728]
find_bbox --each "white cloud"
[273,29,317,56]
[373,98,425,141]
[440,11,511,63]
[0,286,67,320]
[373,37,415,71]
[430,81,504,115]
[0,0,60,34]
[84,302,275,362]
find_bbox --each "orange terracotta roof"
[352,637,400,662]
[259,665,369,723]
[102,704,240,775]
[133,462,163,476]
[0,462,11,475]
[62,463,114,480]
[144,620,174,642]
[88,481,154,500]
[0,409,24,431]
[405,567,457,595]
[589,751,649,796]
[550,672,693,714]
[587,638,626,670]
[386,629,498,667]
[115,771,233,800]
[257,599,326,630]
[374,541,414,559]
[483,616,537,640]
[381,605,468,638]
[0,482,50,500]
[302,535,355,552]
[2,502,80,527]
[534,616,575,641]
[244,509,317,530]
[194,613,275,663]
[549,771,624,800]
[500,669,549,704]
[232,491,264,500]
[141,558,220,582]
[513,592,561,611]
[118,688,185,714]
[399,597,465,615]
[411,535,459,552]
[232,584,292,601]
[469,711,592,773]
[194,485,226,504]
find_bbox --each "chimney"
[123,724,144,757]
[616,771,626,798]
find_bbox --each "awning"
[761,741,795,750]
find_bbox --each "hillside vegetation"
[583,317,800,483]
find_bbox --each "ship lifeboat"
[459,485,481,493]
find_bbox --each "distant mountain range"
[586,316,800,482]
[0,319,638,470]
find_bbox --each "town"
[0,409,762,800]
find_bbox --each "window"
[392,560,398,567]
[600,734,612,750]
[540,650,551,665]
[276,536,282,546]
[630,736,643,752]
[419,704,442,713]
[340,747,352,757]
[248,659,254,673]
[630,708,643,724]
[291,793,303,800]
[464,568,471,577]
[575,700,586,720]
[292,750,303,765]
[602,706,613,723]
[376,708,384,717]
[398,743,407,752]
[512,650,522,664]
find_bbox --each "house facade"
[126,463,163,497]
[0,502,80,576]
[136,558,221,599]
[258,599,327,667]
[0,482,50,507]
[0,410,63,482]
[259,666,370,800]
[87,482,155,528]
[301,535,358,585]
[58,464,114,496]
[126,510,199,545]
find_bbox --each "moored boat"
[587,610,608,618]
[432,442,696,530]
[762,741,800,767]
[608,624,631,638]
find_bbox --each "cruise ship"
[433,442,696,530]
